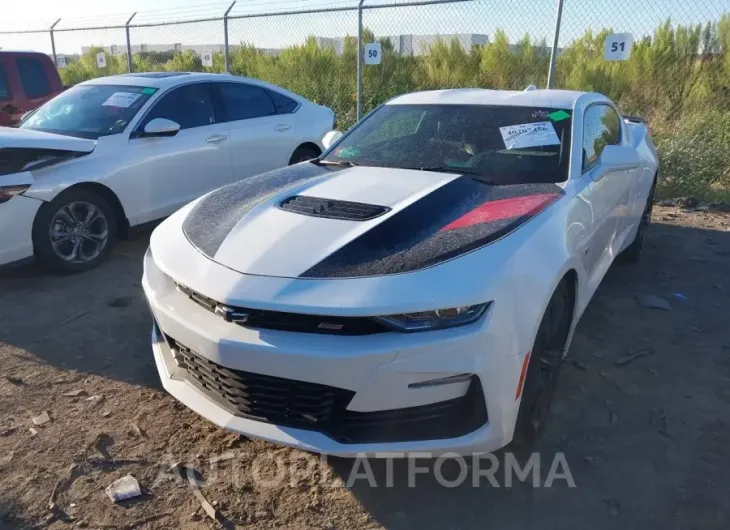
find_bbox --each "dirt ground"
[1,205,729,530]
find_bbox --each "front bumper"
[143,248,526,456]
[0,195,41,266]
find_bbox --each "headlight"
[373,303,490,332]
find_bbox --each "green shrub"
[654,111,730,202]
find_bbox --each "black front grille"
[279,195,390,221]
[174,341,354,426]
[176,283,387,335]
[170,338,488,444]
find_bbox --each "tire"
[32,188,118,273]
[621,177,657,264]
[289,145,321,165]
[511,281,573,449]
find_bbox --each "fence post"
[356,0,365,121]
[546,0,564,89]
[125,12,136,73]
[224,1,236,73]
[50,18,61,68]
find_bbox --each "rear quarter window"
[218,82,276,121]
[267,90,299,114]
[16,57,51,99]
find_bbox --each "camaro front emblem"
[318,322,344,331]
[214,304,249,325]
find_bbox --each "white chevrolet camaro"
[143,88,658,456]
[0,72,335,272]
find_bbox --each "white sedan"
[143,88,658,456]
[0,72,334,272]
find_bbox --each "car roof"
[0,50,51,57]
[387,88,609,110]
[79,72,262,89]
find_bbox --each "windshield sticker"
[531,109,549,119]
[102,92,142,108]
[548,110,571,122]
[499,121,561,150]
[141,87,157,95]
[337,146,360,159]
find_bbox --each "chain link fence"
[228,6,361,125]
[558,0,730,202]
[130,19,225,72]
[1,0,729,201]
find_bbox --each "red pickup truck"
[0,51,63,127]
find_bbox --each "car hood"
[0,127,96,153]
[182,163,563,279]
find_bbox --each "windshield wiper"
[312,159,358,167]
[407,166,499,184]
[407,166,482,177]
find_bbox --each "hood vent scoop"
[279,195,390,221]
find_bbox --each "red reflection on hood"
[441,193,561,231]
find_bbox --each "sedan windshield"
[19,84,156,139]
[323,104,573,184]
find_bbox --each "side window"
[218,82,276,121]
[0,66,9,100]
[582,104,621,171]
[266,90,299,114]
[142,83,215,130]
[16,57,51,99]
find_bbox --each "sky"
[0,0,728,56]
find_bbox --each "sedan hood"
[182,163,563,279]
[0,127,96,153]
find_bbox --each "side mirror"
[143,118,180,137]
[322,130,343,150]
[595,145,641,178]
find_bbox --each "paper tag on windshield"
[102,92,142,108]
[499,121,561,150]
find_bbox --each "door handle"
[274,124,291,132]
[205,134,228,143]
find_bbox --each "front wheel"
[511,281,573,448]
[32,188,117,273]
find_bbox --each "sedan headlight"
[373,303,490,332]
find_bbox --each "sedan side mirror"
[322,130,343,150]
[143,118,181,137]
[595,145,641,179]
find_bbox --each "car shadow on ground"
[0,215,729,529]
[325,219,730,530]
[0,235,159,388]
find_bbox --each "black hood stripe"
[300,179,563,278]
[183,162,337,258]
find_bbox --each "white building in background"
[387,33,489,55]
[82,33,490,58]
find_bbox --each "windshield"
[324,104,573,184]
[19,84,157,140]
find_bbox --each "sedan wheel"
[49,202,109,263]
[289,145,321,165]
[33,188,118,273]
